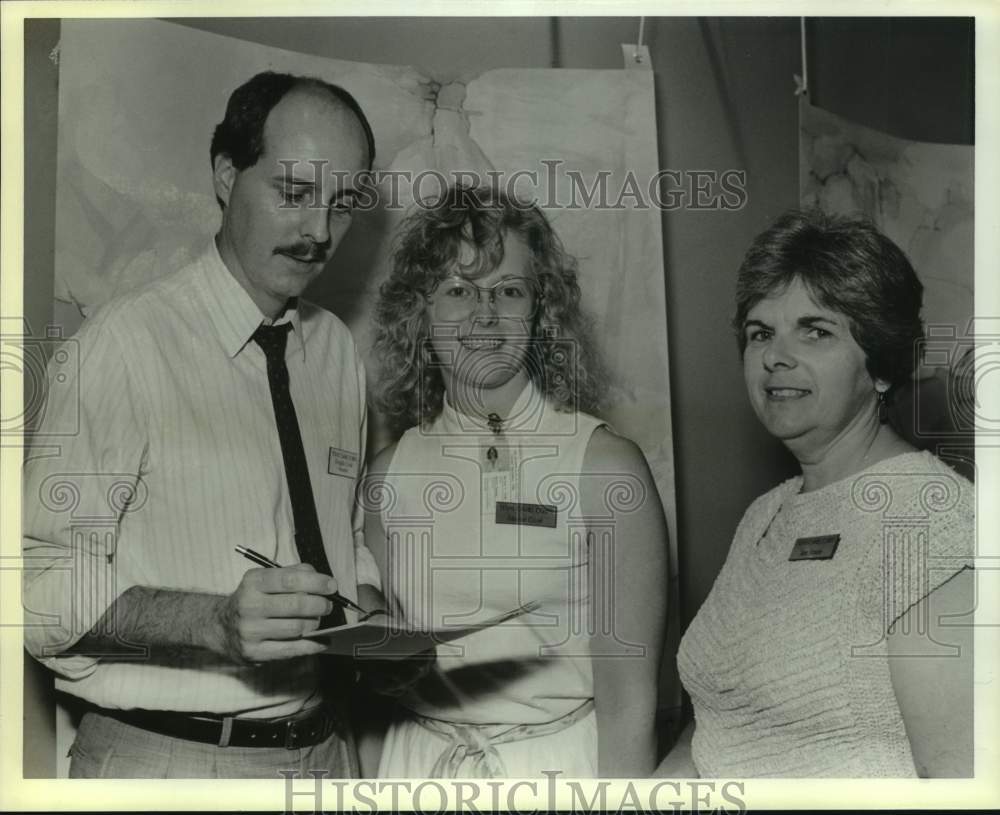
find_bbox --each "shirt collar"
[438,379,547,435]
[261,300,305,362]
[198,238,306,362]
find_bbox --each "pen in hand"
[234,545,385,621]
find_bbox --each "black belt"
[99,704,337,749]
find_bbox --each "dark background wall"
[809,17,974,144]
[23,17,61,779]
[22,16,974,776]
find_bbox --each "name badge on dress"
[788,534,840,561]
[496,501,558,528]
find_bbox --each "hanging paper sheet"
[799,99,975,460]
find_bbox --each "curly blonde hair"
[374,185,607,433]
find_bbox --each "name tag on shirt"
[327,447,359,478]
[496,501,558,528]
[789,534,840,561]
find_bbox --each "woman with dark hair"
[658,210,974,778]
[363,186,669,778]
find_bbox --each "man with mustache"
[23,71,383,778]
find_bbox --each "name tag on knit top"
[327,447,359,478]
[496,501,558,528]
[788,534,841,561]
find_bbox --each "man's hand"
[214,563,338,664]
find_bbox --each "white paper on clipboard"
[303,601,540,659]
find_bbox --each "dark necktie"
[253,323,346,630]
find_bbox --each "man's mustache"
[274,240,331,262]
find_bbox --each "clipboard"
[302,601,540,659]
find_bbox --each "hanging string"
[634,17,646,64]
[795,17,809,96]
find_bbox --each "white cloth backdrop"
[52,19,680,773]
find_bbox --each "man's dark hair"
[733,209,924,390]
[209,71,375,172]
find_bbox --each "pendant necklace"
[486,412,503,466]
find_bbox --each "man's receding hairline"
[272,84,366,128]
[256,84,370,163]
[287,81,352,108]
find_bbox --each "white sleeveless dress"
[375,384,605,778]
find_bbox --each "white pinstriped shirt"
[23,241,379,716]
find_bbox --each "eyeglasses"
[428,276,539,320]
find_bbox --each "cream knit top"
[678,451,974,777]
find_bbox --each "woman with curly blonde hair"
[374,185,606,432]
[363,185,668,778]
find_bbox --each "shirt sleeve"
[885,465,975,631]
[22,314,145,679]
[350,351,381,591]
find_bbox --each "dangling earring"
[876,388,889,424]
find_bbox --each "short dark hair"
[733,209,924,389]
[209,70,375,172]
